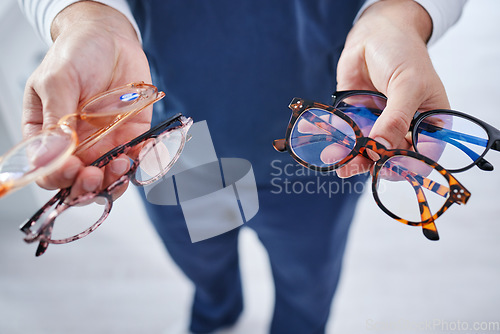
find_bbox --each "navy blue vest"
[126,0,364,185]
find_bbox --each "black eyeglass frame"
[331,90,500,173]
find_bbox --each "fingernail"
[83,175,102,192]
[366,149,380,162]
[373,137,392,150]
[63,164,80,179]
[336,166,361,179]
[110,158,129,175]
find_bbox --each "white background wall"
[0,1,50,220]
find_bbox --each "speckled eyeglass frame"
[20,114,192,257]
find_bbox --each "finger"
[36,74,80,130]
[336,156,372,178]
[69,166,104,199]
[103,154,131,188]
[23,63,81,128]
[36,156,84,190]
[22,86,44,139]
[368,82,424,151]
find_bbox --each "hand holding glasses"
[0,81,192,256]
[330,90,500,173]
[0,82,164,198]
[273,98,471,240]
[20,114,192,256]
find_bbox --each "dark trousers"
[139,172,367,334]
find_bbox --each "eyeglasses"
[273,98,471,240]
[0,82,164,198]
[20,114,192,256]
[331,90,500,173]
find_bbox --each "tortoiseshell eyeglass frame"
[273,98,471,241]
[331,90,500,173]
[20,113,192,257]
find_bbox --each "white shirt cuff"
[354,0,467,45]
[413,0,467,45]
[17,0,141,46]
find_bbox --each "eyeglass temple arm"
[338,103,494,171]
[336,103,382,120]
[20,188,69,235]
[400,171,440,240]
[492,139,500,151]
[19,189,70,257]
[338,102,487,150]
[387,162,450,198]
[88,113,185,169]
[387,160,470,240]
[35,223,53,256]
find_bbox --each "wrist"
[360,0,433,43]
[51,1,139,43]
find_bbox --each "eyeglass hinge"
[449,185,470,205]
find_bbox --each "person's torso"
[127,0,364,184]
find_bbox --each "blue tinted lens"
[415,113,489,171]
[290,108,355,168]
[335,94,387,137]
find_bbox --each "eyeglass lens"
[0,84,160,199]
[414,113,489,171]
[334,92,491,172]
[290,107,356,168]
[376,155,450,223]
[43,120,188,243]
[80,84,158,125]
[43,196,110,242]
[334,93,386,137]
[134,126,186,185]
[289,103,454,223]
[0,125,75,196]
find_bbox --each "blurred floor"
[1,1,499,334]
